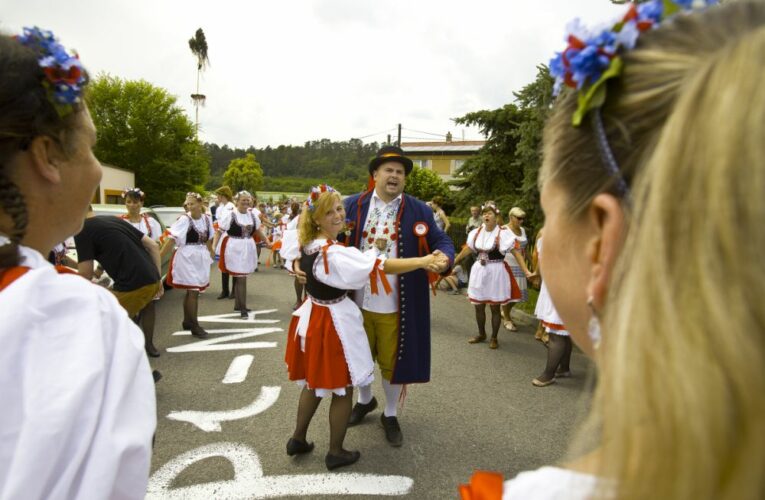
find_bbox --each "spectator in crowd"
[465,205,482,235]
[501,206,533,331]
[430,196,450,232]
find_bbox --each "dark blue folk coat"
[342,189,455,384]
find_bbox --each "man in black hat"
[341,145,454,446]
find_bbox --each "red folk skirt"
[285,303,352,391]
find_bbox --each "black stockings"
[139,300,156,348]
[474,304,501,338]
[233,276,247,311]
[538,333,573,382]
[183,290,199,325]
[221,272,230,296]
[292,387,354,454]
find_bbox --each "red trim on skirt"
[285,303,351,391]
[541,320,566,331]
[166,249,209,291]
[217,235,248,277]
[468,262,521,305]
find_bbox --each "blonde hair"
[541,3,765,499]
[508,206,526,219]
[298,191,342,246]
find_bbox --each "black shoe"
[325,450,361,470]
[152,370,162,383]
[240,310,249,319]
[380,414,403,447]
[182,321,193,331]
[146,345,161,358]
[286,438,315,456]
[217,291,229,300]
[190,325,208,338]
[348,397,378,426]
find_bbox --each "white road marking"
[198,309,281,324]
[222,355,255,384]
[146,442,414,499]
[172,328,279,336]
[167,386,281,432]
[167,329,281,352]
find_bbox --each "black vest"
[186,215,209,244]
[301,246,346,301]
[228,212,254,238]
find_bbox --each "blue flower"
[637,1,664,24]
[569,45,611,88]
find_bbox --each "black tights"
[183,290,200,325]
[474,304,501,338]
[538,333,573,382]
[292,387,353,455]
[293,277,304,304]
[221,272,230,296]
[139,300,156,348]
[233,276,247,311]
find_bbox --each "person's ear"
[584,193,626,311]
[27,135,64,184]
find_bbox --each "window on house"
[451,159,466,174]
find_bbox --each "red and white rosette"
[413,221,438,295]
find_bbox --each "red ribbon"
[416,230,439,296]
[369,258,392,295]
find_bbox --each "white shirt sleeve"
[168,215,190,246]
[216,207,233,231]
[466,227,480,252]
[314,245,380,291]
[148,217,163,242]
[0,268,155,500]
[499,228,516,254]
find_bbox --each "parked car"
[66,204,172,283]
[150,205,188,228]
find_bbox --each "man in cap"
[342,145,454,446]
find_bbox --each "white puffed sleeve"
[216,207,233,231]
[168,215,190,246]
[499,228,516,254]
[466,226,481,252]
[148,217,163,242]
[313,245,381,291]
[280,229,300,263]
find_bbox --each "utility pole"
[387,134,391,145]
[397,123,401,146]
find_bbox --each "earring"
[586,296,601,350]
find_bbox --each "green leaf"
[572,56,623,126]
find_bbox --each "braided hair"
[0,34,88,268]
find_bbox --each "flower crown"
[480,202,500,215]
[15,27,87,118]
[234,190,253,200]
[122,187,145,200]
[550,0,718,126]
[306,184,337,212]
[185,192,203,202]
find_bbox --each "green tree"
[87,74,209,206]
[453,65,553,231]
[223,153,264,193]
[404,166,450,202]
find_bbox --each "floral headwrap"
[122,187,145,200]
[15,27,88,118]
[480,202,500,215]
[549,0,718,196]
[306,184,338,212]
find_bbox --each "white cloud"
[2,0,624,148]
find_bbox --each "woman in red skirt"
[281,185,437,470]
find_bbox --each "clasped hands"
[423,250,450,273]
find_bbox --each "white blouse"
[217,208,261,233]
[0,245,156,499]
[467,224,515,255]
[168,213,213,246]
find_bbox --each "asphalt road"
[146,251,593,499]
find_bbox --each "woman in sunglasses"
[501,206,534,331]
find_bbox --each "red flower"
[370,227,376,234]
[383,228,389,234]
[390,233,398,241]
[368,237,374,244]
[362,231,368,238]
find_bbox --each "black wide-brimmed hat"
[368,145,413,175]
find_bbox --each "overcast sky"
[3,0,623,149]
